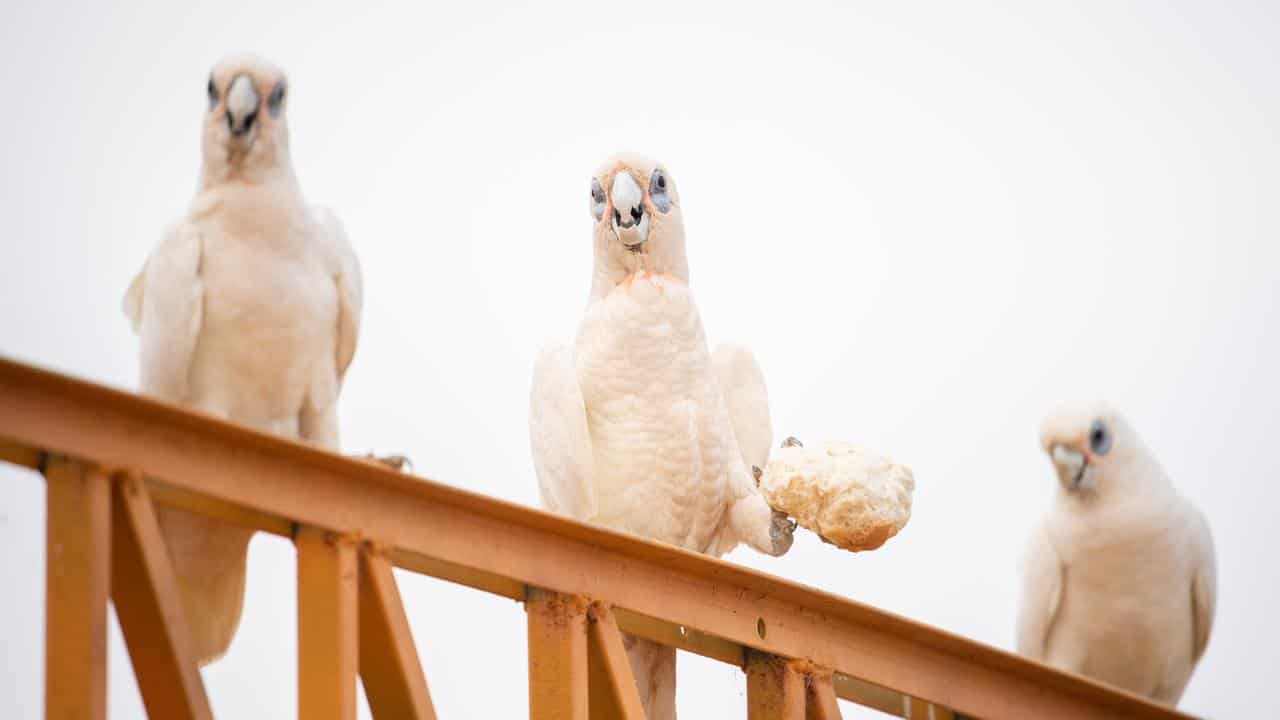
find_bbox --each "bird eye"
[590,177,606,221]
[267,81,286,117]
[207,77,218,109]
[648,168,671,213]
[1089,419,1112,455]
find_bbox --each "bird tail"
[155,505,254,666]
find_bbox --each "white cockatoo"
[122,55,362,665]
[1016,405,1216,705]
[530,153,794,719]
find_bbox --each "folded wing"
[123,222,205,401]
[312,206,363,383]
[1016,524,1064,660]
[712,343,773,472]
[530,342,596,519]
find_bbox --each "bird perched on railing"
[122,55,363,665]
[530,153,795,719]
[1017,405,1217,706]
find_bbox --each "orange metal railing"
[0,357,1197,719]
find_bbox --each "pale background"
[1,1,1277,717]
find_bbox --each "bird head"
[1038,403,1160,498]
[589,153,689,296]
[201,54,292,184]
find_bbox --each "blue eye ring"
[648,168,671,214]
[1089,419,1112,455]
[267,81,286,117]
[590,177,606,221]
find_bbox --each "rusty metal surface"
[0,358,1197,720]
[527,589,590,720]
[747,654,806,720]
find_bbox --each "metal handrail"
[0,357,1196,719]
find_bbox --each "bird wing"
[708,343,791,557]
[712,343,773,473]
[123,222,205,400]
[1016,524,1064,660]
[312,206,363,382]
[1188,505,1217,663]
[529,342,596,519]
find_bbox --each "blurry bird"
[123,54,362,665]
[1017,404,1216,705]
[530,154,794,719]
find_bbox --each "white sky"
[1,1,1277,717]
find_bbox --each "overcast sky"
[1,1,1277,717]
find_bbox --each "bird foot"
[755,438,804,488]
[770,508,797,555]
[359,453,414,473]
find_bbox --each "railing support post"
[110,473,212,720]
[747,653,806,720]
[44,458,110,720]
[359,547,437,719]
[805,671,843,720]
[527,588,589,720]
[587,603,646,720]
[297,526,359,720]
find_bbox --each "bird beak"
[1050,444,1091,492]
[225,74,260,144]
[610,170,649,251]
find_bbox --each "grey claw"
[363,453,413,473]
[782,436,803,448]
[769,508,796,555]
[752,465,763,486]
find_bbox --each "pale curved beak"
[1050,444,1091,491]
[610,171,649,249]
[226,74,259,139]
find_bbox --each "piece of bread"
[759,441,914,552]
